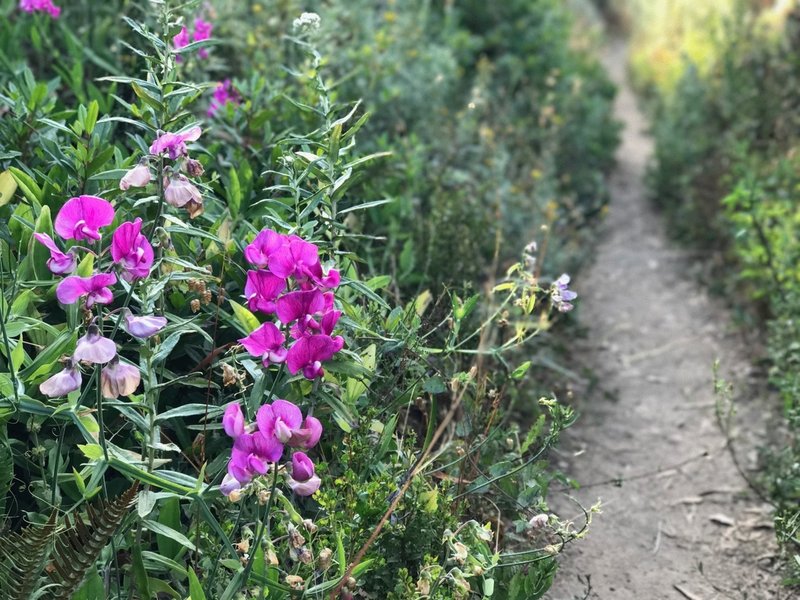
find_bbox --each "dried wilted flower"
[190,298,201,313]
[285,575,304,590]
[222,363,240,387]
[235,539,250,554]
[528,513,549,529]
[318,547,332,570]
[288,524,305,549]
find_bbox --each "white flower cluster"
[293,12,321,33]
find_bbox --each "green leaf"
[0,171,18,207]
[227,167,241,219]
[188,569,207,600]
[8,167,42,206]
[143,520,196,552]
[511,361,532,380]
[228,299,260,334]
[131,545,152,600]
[156,497,182,559]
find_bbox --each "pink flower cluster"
[19,0,60,18]
[173,18,213,61]
[239,229,344,380]
[220,400,322,497]
[35,196,166,399]
[147,126,205,218]
[207,80,240,117]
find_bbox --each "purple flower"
[286,334,344,380]
[39,358,81,397]
[244,270,286,314]
[19,0,60,17]
[150,127,202,160]
[269,235,340,290]
[276,289,328,325]
[119,161,152,190]
[222,403,245,438]
[74,323,117,364]
[227,430,284,483]
[100,357,141,398]
[257,400,322,449]
[220,473,241,496]
[288,453,321,496]
[239,322,287,367]
[54,195,115,242]
[551,273,577,313]
[193,18,213,59]
[207,80,240,117]
[244,229,286,269]
[111,218,154,282]
[56,273,117,308]
[164,173,203,217]
[123,311,167,339]
[173,26,190,54]
[33,233,77,275]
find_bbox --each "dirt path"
[544,42,788,600]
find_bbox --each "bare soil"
[544,42,791,600]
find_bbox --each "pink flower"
[39,359,81,397]
[74,324,117,364]
[150,127,202,160]
[207,80,240,117]
[173,26,190,54]
[244,229,286,269]
[111,218,154,282]
[222,403,245,438]
[193,18,213,59]
[220,473,241,496]
[56,273,117,308]
[239,322,287,367]
[288,453,321,496]
[244,270,286,314]
[164,174,203,211]
[286,334,344,380]
[269,235,340,289]
[100,358,141,398]
[33,233,76,275]
[227,430,284,483]
[256,400,322,449]
[54,195,115,242]
[123,311,167,339]
[19,0,60,18]
[276,289,328,325]
[119,162,152,190]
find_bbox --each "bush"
[0,1,617,598]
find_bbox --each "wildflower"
[228,430,284,481]
[286,334,344,380]
[54,195,115,242]
[39,358,81,397]
[269,235,340,289]
[256,400,322,449]
[111,218,154,282]
[74,323,117,364]
[150,127,202,160]
[551,273,577,313]
[123,311,167,339]
[33,233,76,275]
[222,403,246,438]
[207,79,240,117]
[293,12,321,33]
[19,0,60,18]
[172,26,190,55]
[244,229,285,269]
[276,289,329,325]
[164,173,203,210]
[244,270,286,314]
[288,452,321,496]
[220,473,241,496]
[193,18,213,59]
[239,322,287,367]
[56,272,117,308]
[185,159,204,178]
[119,161,152,190]
[528,514,549,529]
[100,357,141,398]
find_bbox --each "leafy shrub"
[0,0,617,598]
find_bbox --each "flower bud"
[119,161,152,190]
[185,158,205,177]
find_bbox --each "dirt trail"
[544,42,788,600]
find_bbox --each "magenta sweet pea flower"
[207,80,240,117]
[173,26,190,54]
[244,229,285,269]
[239,322,287,367]
[222,403,245,438]
[119,161,152,190]
[150,126,202,160]
[111,218,154,282]
[244,270,286,314]
[33,233,77,275]
[227,429,284,484]
[123,311,167,339]
[74,323,117,364]
[286,334,344,379]
[288,452,321,496]
[57,272,117,308]
[39,358,81,397]
[193,18,213,58]
[54,195,114,242]
[100,357,141,398]
[19,0,60,18]
[276,289,328,325]
[256,400,322,448]
[269,235,340,289]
